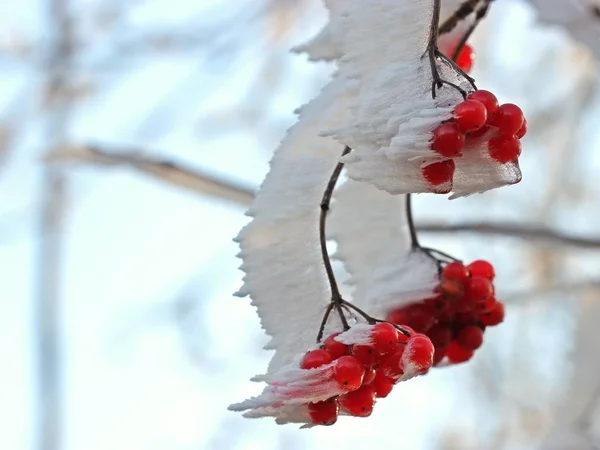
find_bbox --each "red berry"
[437,277,464,300]
[422,160,456,187]
[301,349,333,369]
[454,100,487,132]
[362,366,377,385]
[430,122,465,157]
[455,310,480,327]
[467,124,491,139]
[516,118,528,139]
[323,332,349,359]
[405,303,436,333]
[433,348,446,366]
[478,295,497,313]
[446,340,474,364]
[427,324,453,350]
[467,90,498,117]
[456,325,484,350]
[333,356,365,391]
[489,103,524,135]
[404,334,435,374]
[370,322,399,355]
[488,134,522,163]
[464,276,494,304]
[456,43,474,73]
[467,260,495,280]
[308,398,339,426]
[480,302,505,326]
[352,345,378,367]
[379,348,405,380]
[339,385,376,417]
[424,296,450,315]
[442,261,470,283]
[386,307,409,326]
[371,371,395,398]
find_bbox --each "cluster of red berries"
[448,43,475,73]
[422,89,528,190]
[300,323,434,426]
[386,260,505,366]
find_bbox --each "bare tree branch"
[46,145,256,206]
[47,143,600,250]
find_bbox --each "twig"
[47,144,255,206]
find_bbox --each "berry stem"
[340,300,411,338]
[439,0,479,35]
[407,194,420,249]
[319,146,352,331]
[451,0,493,62]
[316,302,334,343]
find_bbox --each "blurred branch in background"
[48,143,600,250]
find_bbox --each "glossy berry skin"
[446,340,474,364]
[333,356,365,391]
[468,260,495,280]
[427,324,453,350]
[405,334,435,372]
[370,322,399,355]
[352,345,379,367]
[480,302,505,326]
[379,348,405,380]
[362,367,377,385]
[323,333,349,360]
[301,349,333,369]
[308,398,339,426]
[516,118,528,139]
[464,276,494,304]
[467,90,498,117]
[456,43,474,73]
[437,277,464,300]
[422,160,456,187]
[430,122,465,157]
[456,325,484,350]
[339,385,376,417]
[454,100,487,132]
[442,261,470,283]
[478,295,497,313]
[405,303,436,333]
[371,371,395,398]
[490,103,525,135]
[488,134,522,163]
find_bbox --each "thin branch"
[46,144,255,206]
[417,223,600,249]
[48,144,600,250]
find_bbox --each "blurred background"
[1,0,599,449]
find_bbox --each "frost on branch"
[235,78,351,374]
[299,0,522,197]
[329,183,439,319]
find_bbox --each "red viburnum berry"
[445,340,474,364]
[467,90,499,117]
[379,347,405,380]
[406,303,437,333]
[424,296,450,315]
[323,332,349,360]
[464,276,494,304]
[386,307,409,326]
[352,345,379,367]
[516,118,528,139]
[437,276,464,300]
[489,103,525,135]
[454,100,487,132]
[467,260,495,280]
[488,134,522,163]
[370,322,399,355]
[480,302,505,326]
[456,325,484,350]
[339,385,376,417]
[333,356,365,391]
[371,371,395,398]
[422,160,456,187]
[442,261,470,283]
[478,295,497,313]
[308,398,339,426]
[427,324,454,350]
[455,310,480,327]
[404,334,435,374]
[301,349,333,369]
[456,43,474,73]
[362,366,377,385]
[430,123,465,157]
